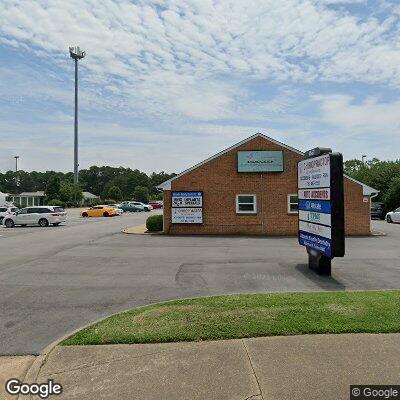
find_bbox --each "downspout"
[369,191,379,233]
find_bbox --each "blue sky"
[0,0,399,173]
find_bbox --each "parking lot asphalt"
[0,216,399,355]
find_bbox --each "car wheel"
[4,219,14,228]
[38,218,49,227]
[386,215,392,223]
[82,212,88,217]
[52,223,61,226]
[103,212,109,217]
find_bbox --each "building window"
[236,194,257,214]
[288,194,298,214]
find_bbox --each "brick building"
[158,133,378,236]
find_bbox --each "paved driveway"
[0,218,399,355]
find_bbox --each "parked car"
[120,202,143,212]
[2,206,67,227]
[371,202,386,220]
[149,201,163,209]
[107,204,125,215]
[131,201,152,212]
[386,207,400,223]
[81,205,118,218]
[0,206,18,223]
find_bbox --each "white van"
[3,206,67,227]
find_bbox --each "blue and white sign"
[298,153,333,257]
[298,199,331,213]
[172,191,203,208]
[299,231,332,257]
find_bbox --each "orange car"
[81,205,118,218]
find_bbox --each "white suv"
[0,206,19,224]
[2,206,67,228]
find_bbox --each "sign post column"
[297,148,345,276]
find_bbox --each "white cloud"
[0,0,399,171]
[311,94,400,134]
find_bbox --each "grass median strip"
[61,290,400,346]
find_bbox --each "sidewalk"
[24,333,400,400]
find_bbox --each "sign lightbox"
[171,191,203,224]
[237,151,284,172]
[297,149,345,274]
[172,208,203,224]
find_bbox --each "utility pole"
[362,155,367,165]
[69,46,85,185]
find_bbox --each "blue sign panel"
[299,231,332,257]
[173,192,202,197]
[298,199,331,214]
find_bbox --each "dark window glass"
[0,208,7,212]
[238,196,254,204]
[238,204,255,211]
[53,207,65,212]
[39,208,51,213]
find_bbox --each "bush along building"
[157,133,378,236]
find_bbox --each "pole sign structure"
[298,148,345,275]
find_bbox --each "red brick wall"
[163,136,371,236]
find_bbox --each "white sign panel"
[298,154,330,189]
[172,192,203,207]
[172,208,203,224]
[298,188,330,201]
[299,210,331,227]
[299,220,332,239]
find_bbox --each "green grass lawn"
[62,290,400,346]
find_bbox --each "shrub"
[146,214,163,232]
[48,199,66,207]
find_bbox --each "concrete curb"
[20,288,399,398]
[121,227,163,235]
[370,230,387,236]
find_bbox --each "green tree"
[107,186,122,201]
[49,180,83,204]
[384,177,400,211]
[46,176,61,201]
[133,186,149,203]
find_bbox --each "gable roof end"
[157,132,379,196]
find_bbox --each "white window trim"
[236,194,257,214]
[287,194,298,214]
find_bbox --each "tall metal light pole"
[14,155,19,193]
[14,155,19,173]
[362,155,367,164]
[69,46,85,185]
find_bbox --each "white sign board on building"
[172,208,203,224]
[171,191,203,224]
[172,192,203,207]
